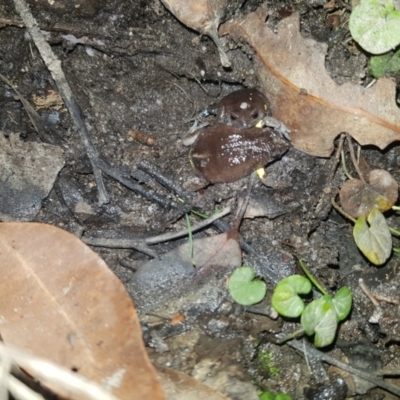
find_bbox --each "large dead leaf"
[160,0,230,67]
[220,8,400,157]
[0,223,165,400]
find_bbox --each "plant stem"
[276,329,305,344]
[298,258,328,296]
[389,227,400,237]
[185,213,195,265]
[341,150,353,180]
[331,198,356,223]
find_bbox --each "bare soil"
[1,0,400,399]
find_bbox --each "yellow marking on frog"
[255,120,267,179]
[255,120,264,128]
[256,167,266,180]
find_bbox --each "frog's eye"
[251,110,259,119]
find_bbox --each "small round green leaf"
[349,0,400,54]
[353,208,392,265]
[259,392,276,400]
[332,286,353,321]
[271,275,312,318]
[228,266,266,306]
[370,50,400,78]
[301,296,338,347]
[276,394,293,400]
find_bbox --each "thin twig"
[331,197,356,223]
[146,206,231,244]
[83,206,232,253]
[138,160,195,203]
[359,278,380,307]
[12,0,109,204]
[82,237,159,258]
[341,150,353,180]
[346,133,365,183]
[94,158,187,211]
[328,133,345,181]
[287,339,400,397]
[0,73,61,145]
[359,279,398,304]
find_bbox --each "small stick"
[328,133,345,181]
[359,278,400,304]
[145,206,231,245]
[83,206,232,253]
[288,339,400,397]
[128,130,155,147]
[346,133,365,183]
[0,73,64,145]
[359,278,380,307]
[94,157,186,211]
[13,0,109,205]
[232,172,256,232]
[138,160,195,203]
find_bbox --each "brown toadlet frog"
[190,124,288,184]
[216,88,271,129]
[183,88,290,186]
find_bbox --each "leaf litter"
[339,169,398,218]
[0,222,164,400]
[220,8,400,157]
[3,1,400,398]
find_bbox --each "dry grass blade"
[0,342,117,400]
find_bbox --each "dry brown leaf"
[220,8,400,157]
[339,169,398,218]
[160,0,230,67]
[133,231,241,287]
[156,365,230,400]
[0,222,165,400]
[0,133,64,221]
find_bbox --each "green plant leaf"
[259,392,276,400]
[353,208,392,265]
[370,50,400,78]
[332,286,353,321]
[271,275,312,318]
[349,0,400,54]
[276,395,293,400]
[301,296,338,347]
[228,266,266,306]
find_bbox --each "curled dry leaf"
[220,8,400,157]
[0,223,165,400]
[339,169,398,218]
[160,0,231,67]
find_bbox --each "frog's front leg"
[261,116,291,141]
[183,102,219,146]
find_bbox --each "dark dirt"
[1,0,400,399]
